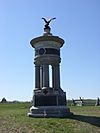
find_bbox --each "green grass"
[0,103,100,133]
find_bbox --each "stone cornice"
[30,35,64,48]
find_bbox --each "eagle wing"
[42,18,48,23]
[48,17,56,23]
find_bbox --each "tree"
[1,97,7,103]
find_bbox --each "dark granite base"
[33,94,66,106]
[28,89,73,118]
[28,106,73,118]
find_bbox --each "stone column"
[43,64,49,88]
[52,65,56,89]
[53,64,60,89]
[56,64,60,89]
[40,66,43,88]
[35,65,40,89]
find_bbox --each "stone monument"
[28,18,72,117]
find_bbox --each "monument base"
[28,88,73,118]
[28,106,73,118]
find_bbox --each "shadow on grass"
[69,114,100,127]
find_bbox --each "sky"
[0,0,100,101]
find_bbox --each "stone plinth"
[28,106,71,118]
[28,87,72,117]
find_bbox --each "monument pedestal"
[28,88,72,118]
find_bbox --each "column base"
[28,106,73,118]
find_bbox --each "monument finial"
[42,17,56,34]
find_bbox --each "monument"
[28,18,72,117]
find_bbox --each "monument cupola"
[28,18,72,117]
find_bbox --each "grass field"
[0,102,100,133]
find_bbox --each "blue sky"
[0,0,100,101]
